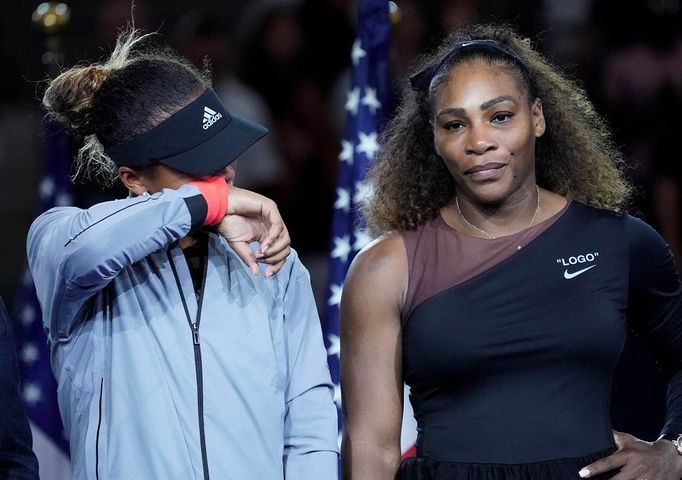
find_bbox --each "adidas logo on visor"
[202,106,223,130]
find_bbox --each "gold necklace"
[455,186,541,239]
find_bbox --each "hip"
[395,447,618,480]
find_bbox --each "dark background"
[1,0,681,440]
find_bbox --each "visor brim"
[159,114,268,177]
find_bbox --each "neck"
[454,185,541,238]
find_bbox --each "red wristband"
[188,177,229,225]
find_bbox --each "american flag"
[13,120,72,479]
[323,0,417,455]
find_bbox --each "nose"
[213,164,236,184]
[465,125,497,156]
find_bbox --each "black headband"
[105,88,268,176]
[410,39,530,92]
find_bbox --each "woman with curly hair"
[340,24,682,480]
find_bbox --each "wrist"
[657,434,682,477]
[658,433,682,454]
[188,177,229,225]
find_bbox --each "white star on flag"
[39,177,55,199]
[16,118,74,478]
[356,131,379,160]
[351,39,366,66]
[23,383,42,405]
[345,87,360,116]
[21,343,39,364]
[331,236,352,263]
[324,0,402,457]
[339,139,354,164]
[328,283,344,307]
[361,87,382,114]
[55,193,73,206]
[353,228,372,252]
[327,334,341,358]
[353,181,372,205]
[333,383,342,407]
[22,269,32,287]
[335,188,350,212]
[20,305,36,326]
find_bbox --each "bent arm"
[282,257,339,479]
[27,184,206,341]
[626,216,682,435]
[340,234,407,480]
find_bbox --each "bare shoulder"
[347,231,407,283]
[343,232,408,313]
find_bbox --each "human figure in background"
[0,296,39,479]
[238,1,343,253]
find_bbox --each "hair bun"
[42,65,111,136]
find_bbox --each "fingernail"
[265,271,273,278]
[579,468,590,478]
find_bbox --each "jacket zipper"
[168,249,211,480]
[96,377,104,480]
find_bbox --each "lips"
[465,162,508,180]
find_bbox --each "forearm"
[28,185,206,339]
[283,260,339,478]
[342,437,401,480]
[29,186,204,283]
[283,384,339,478]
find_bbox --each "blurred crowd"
[1,0,680,267]
[0,0,679,303]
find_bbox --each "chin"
[467,182,514,206]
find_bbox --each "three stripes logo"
[203,106,222,130]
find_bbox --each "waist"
[396,447,618,480]
[413,389,614,463]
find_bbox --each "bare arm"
[340,233,408,480]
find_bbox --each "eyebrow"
[436,95,518,118]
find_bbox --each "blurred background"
[1,0,681,471]
[3,0,682,310]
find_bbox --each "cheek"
[435,146,467,178]
[434,133,463,165]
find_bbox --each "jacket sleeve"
[27,185,207,342]
[0,297,39,480]
[282,258,339,479]
[625,215,682,435]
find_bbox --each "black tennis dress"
[396,202,682,479]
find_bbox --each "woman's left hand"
[579,431,682,479]
[217,186,291,277]
[217,214,290,277]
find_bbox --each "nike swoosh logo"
[563,265,596,279]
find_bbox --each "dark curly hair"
[363,23,632,235]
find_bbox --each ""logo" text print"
[555,252,599,266]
